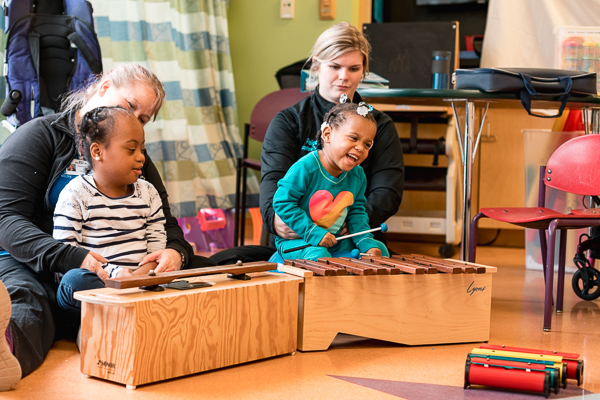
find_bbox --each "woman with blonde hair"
[260,22,404,248]
[0,64,215,386]
[212,22,404,265]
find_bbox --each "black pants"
[209,245,276,265]
[0,255,57,377]
[207,231,390,265]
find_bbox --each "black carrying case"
[453,68,597,118]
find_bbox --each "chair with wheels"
[468,134,600,331]
[234,88,310,246]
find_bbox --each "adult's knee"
[209,245,275,265]
[376,241,390,257]
[56,269,102,322]
[301,247,331,261]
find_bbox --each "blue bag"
[1,0,102,127]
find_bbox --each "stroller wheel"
[572,267,600,301]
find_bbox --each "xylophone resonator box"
[279,255,497,351]
[74,270,302,388]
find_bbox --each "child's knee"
[376,241,390,257]
[301,247,331,261]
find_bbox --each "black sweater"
[260,90,405,235]
[0,112,193,280]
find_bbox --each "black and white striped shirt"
[53,174,166,278]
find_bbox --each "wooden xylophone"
[283,254,487,276]
[279,254,497,351]
[74,261,302,388]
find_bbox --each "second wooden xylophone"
[279,254,497,351]
[283,254,487,276]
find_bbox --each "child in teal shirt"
[273,101,389,261]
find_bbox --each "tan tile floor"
[4,243,599,400]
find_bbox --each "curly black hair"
[319,102,376,147]
[77,106,134,168]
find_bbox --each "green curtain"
[90,0,244,218]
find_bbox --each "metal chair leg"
[240,165,249,246]
[544,220,559,331]
[468,212,485,263]
[538,229,547,282]
[556,229,567,313]
[234,157,243,247]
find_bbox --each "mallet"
[282,223,388,254]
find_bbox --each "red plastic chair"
[233,88,310,246]
[468,134,600,331]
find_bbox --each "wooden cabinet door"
[476,108,554,229]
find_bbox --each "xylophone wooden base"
[74,272,302,388]
[280,262,496,351]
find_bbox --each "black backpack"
[1,0,102,127]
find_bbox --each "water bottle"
[431,51,451,89]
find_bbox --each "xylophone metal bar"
[338,257,399,275]
[284,255,488,276]
[284,259,346,276]
[397,255,472,273]
[105,261,277,289]
[362,256,437,274]
[389,255,463,274]
[408,254,484,273]
[318,257,377,275]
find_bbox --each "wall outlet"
[280,0,294,19]
[319,0,336,20]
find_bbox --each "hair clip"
[321,121,330,132]
[356,102,373,117]
[339,93,348,104]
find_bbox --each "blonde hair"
[309,22,371,78]
[60,64,165,120]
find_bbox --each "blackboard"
[363,21,460,89]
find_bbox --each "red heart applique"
[309,190,354,228]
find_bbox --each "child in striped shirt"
[53,106,166,318]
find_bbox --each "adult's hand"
[273,214,300,239]
[338,223,349,237]
[138,248,182,273]
[80,251,109,281]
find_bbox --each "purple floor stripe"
[329,375,593,399]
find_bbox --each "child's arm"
[109,262,159,278]
[132,261,158,276]
[53,187,84,248]
[145,184,167,254]
[344,169,384,253]
[52,190,83,247]
[273,161,329,246]
[345,169,374,237]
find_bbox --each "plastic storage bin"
[555,25,600,93]
[178,209,234,254]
